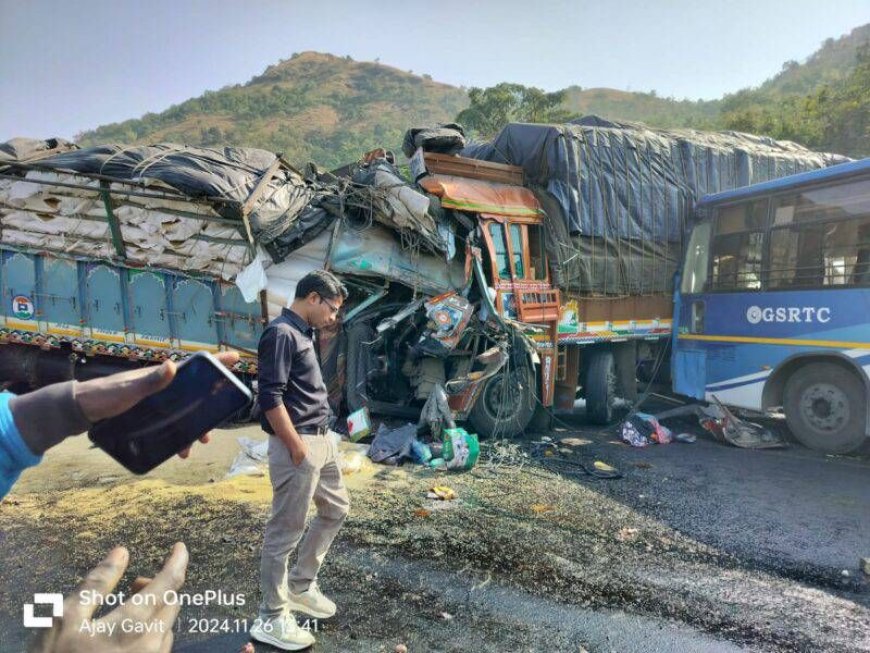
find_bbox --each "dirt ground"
[1,416,868,653]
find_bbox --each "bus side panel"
[676,289,870,409]
[673,348,706,399]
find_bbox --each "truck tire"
[585,349,617,425]
[468,356,536,438]
[345,321,375,413]
[783,362,866,454]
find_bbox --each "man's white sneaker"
[249,612,315,651]
[287,582,336,618]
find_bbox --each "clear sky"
[1,0,867,141]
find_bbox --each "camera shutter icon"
[23,593,63,628]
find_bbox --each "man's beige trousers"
[259,431,350,618]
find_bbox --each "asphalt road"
[547,411,870,581]
[174,410,870,652]
[3,408,868,652]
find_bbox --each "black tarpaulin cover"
[462,118,850,295]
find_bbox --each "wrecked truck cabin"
[0,121,849,436]
[0,135,547,436]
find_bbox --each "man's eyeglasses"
[318,294,340,315]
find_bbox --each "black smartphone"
[88,352,252,474]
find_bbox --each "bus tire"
[468,356,536,438]
[586,349,616,425]
[783,362,866,454]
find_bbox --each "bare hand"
[77,352,240,459]
[290,440,309,466]
[76,352,240,421]
[29,543,189,653]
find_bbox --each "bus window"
[717,199,767,234]
[488,223,511,279]
[770,216,870,288]
[680,221,712,294]
[527,224,546,280]
[772,177,870,226]
[509,224,525,278]
[709,199,765,291]
[769,178,870,288]
[855,222,870,285]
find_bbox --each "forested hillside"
[77,25,869,165]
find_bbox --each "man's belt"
[297,425,329,436]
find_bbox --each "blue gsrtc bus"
[673,158,870,453]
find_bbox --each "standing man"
[250,270,350,651]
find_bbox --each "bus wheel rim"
[800,383,849,432]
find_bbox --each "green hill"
[718,25,870,157]
[561,86,720,129]
[77,52,468,169]
[757,24,870,97]
[78,25,869,164]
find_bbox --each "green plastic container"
[441,428,480,470]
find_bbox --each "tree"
[816,43,870,156]
[455,83,576,139]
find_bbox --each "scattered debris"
[861,557,870,576]
[409,439,433,465]
[478,440,527,473]
[347,407,372,442]
[619,412,672,447]
[427,486,457,501]
[559,437,591,447]
[418,384,455,440]
[616,527,639,542]
[439,428,480,471]
[654,398,785,449]
[227,438,268,478]
[368,423,417,465]
[341,451,366,475]
[530,503,555,514]
[674,432,697,444]
[703,397,785,449]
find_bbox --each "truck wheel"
[783,363,866,454]
[468,357,536,438]
[585,349,616,425]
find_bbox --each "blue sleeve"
[0,392,42,500]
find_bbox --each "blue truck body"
[0,248,262,374]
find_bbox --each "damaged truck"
[0,121,847,437]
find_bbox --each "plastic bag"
[441,427,480,470]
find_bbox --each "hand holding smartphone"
[88,352,252,474]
